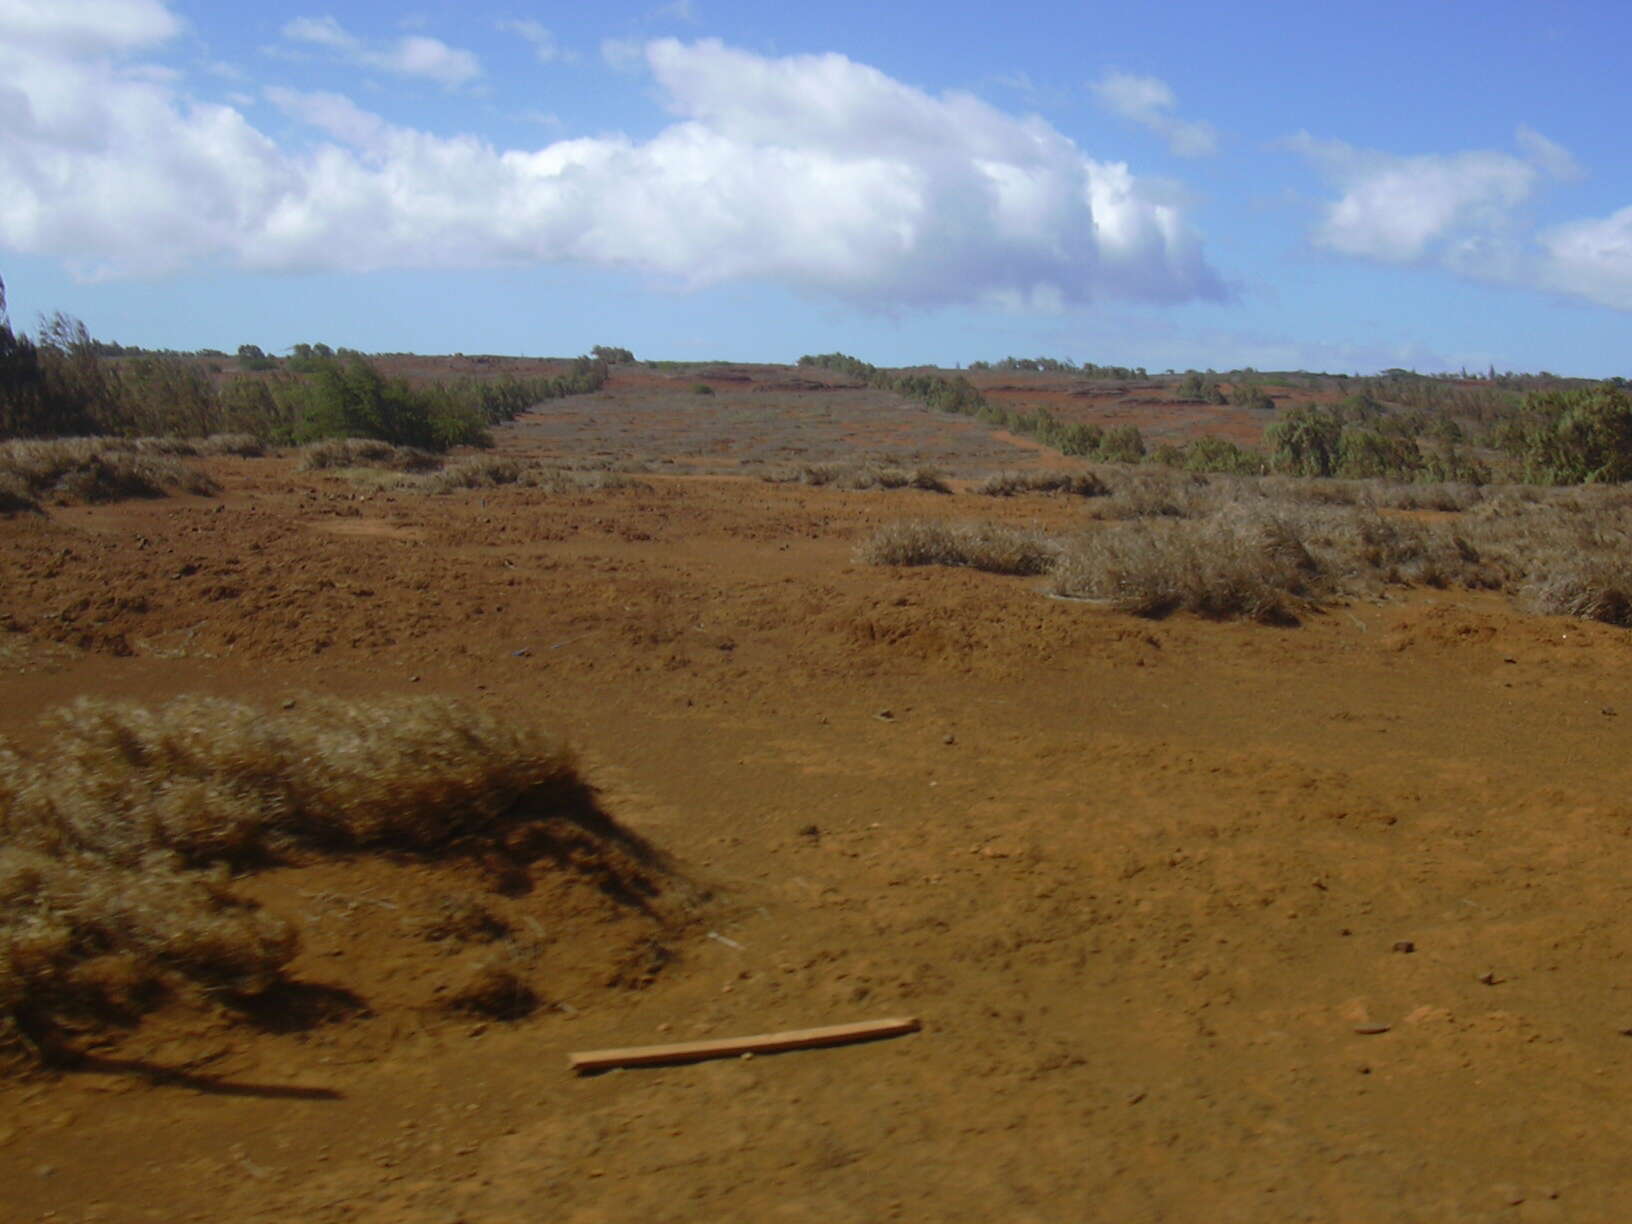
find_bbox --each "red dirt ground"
[4,373,1632,1222]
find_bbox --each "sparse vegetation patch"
[766,462,950,492]
[0,696,635,1063]
[975,470,1108,498]
[1051,508,1316,623]
[0,438,218,506]
[856,520,1059,575]
[298,438,441,472]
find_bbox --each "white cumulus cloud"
[1288,125,1632,312]
[1286,132,1537,265]
[0,0,178,53]
[280,15,481,88]
[0,7,1224,310]
[1537,207,1632,310]
[1091,70,1217,157]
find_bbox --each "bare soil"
[4,369,1632,1222]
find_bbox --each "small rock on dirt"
[1392,940,1415,954]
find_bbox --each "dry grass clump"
[0,849,298,1057]
[298,438,440,472]
[767,462,950,493]
[862,472,1632,631]
[532,468,648,494]
[1367,481,1483,513]
[856,520,1059,575]
[9,696,582,867]
[0,438,218,505]
[0,695,598,1062]
[412,462,648,496]
[1052,506,1317,623]
[1521,558,1632,625]
[1272,505,1486,590]
[0,471,39,515]
[1254,476,1368,507]
[418,455,526,493]
[1091,470,1215,519]
[975,470,1108,498]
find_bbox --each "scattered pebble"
[943,733,956,745]
[874,709,894,721]
[1354,1024,1392,1035]
[1392,941,1415,954]
[1478,971,1501,986]
[281,699,296,710]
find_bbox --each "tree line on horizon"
[0,276,614,450]
[799,351,1632,487]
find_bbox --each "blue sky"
[2,0,1629,375]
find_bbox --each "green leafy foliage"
[1497,384,1632,484]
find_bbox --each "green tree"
[1266,405,1342,477]
[1503,384,1632,484]
[237,344,275,371]
[1099,424,1146,464]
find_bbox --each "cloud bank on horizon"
[0,1,1223,311]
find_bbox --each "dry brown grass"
[0,471,37,515]
[416,455,528,492]
[0,849,299,1058]
[855,520,1059,575]
[1051,506,1318,623]
[123,434,265,458]
[1090,469,1216,519]
[864,492,1504,624]
[1521,559,1632,625]
[0,438,218,506]
[298,438,441,472]
[975,470,1108,498]
[0,696,595,1062]
[417,462,649,495]
[9,696,581,866]
[767,462,950,493]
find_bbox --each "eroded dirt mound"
[0,694,688,1072]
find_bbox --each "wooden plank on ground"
[568,1016,921,1074]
